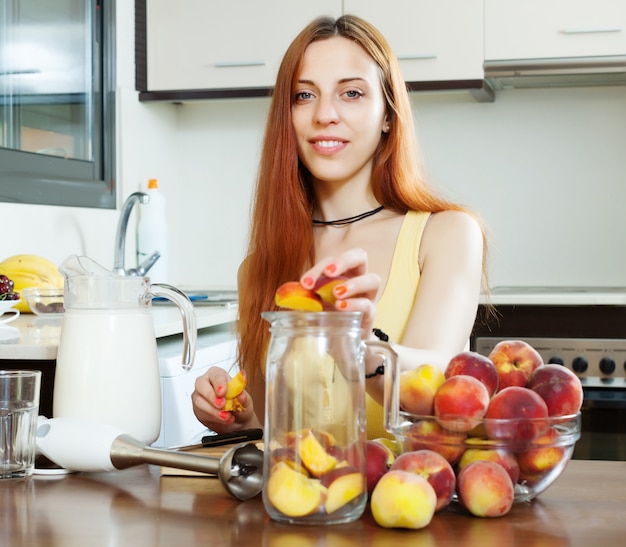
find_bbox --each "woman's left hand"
[300,248,380,336]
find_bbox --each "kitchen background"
[1,1,625,291]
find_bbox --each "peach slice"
[298,430,338,477]
[275,281,323,311]
[266,461,326,517]
[224,370,246,399]
[313,275,349,309]
[223,370,246,412]
[324,471,365,514]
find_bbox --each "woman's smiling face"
[291,36,388,189]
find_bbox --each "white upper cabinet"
[343,0,484,81]
[485,0,626,60]
[144,0,341,92]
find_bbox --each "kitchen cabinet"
[343,0,484,82]
[137,0,492,102]
[138,0,341,96]
[485,0,626,61]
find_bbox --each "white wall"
[411,86,626,288]
[1,2,625,291]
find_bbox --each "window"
[0,0,115,208]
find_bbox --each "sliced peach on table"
[299,430,339,477]
[275,281,323,311]
[266,461,326,517]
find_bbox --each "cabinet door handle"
[397,54,438,61]
[560,27,623,35]
[214,60,266,68]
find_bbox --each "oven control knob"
[548,356,565,366]
[572,356,588,373]
[599,357,616,375]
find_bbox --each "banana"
[223,370,247,412]
[0,254,64,313]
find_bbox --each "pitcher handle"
[363,340,399,435]
[149,283,198,371]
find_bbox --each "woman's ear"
[382,116,390,133]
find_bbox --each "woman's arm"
[301,210,484,404]
[367,210,484,402]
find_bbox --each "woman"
[192,15,488,439]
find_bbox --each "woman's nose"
[314,96,339,125]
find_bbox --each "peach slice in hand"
[312,275,349,309]
[223,370,246,412]
[274,281,324,312]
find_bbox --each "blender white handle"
[36,417,123,472]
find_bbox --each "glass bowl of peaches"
[384,341,582,508]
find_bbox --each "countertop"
[481,286,626,306]
[0,305,238,361]
[1,459,624,546]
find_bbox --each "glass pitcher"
[261,311,397,525]
[53,255,197,445]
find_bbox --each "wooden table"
[1,459,624,546]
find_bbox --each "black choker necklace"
[312,205,384,227]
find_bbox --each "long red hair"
[237,15,488,382]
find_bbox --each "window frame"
[0,0,116,209]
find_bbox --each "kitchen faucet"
[113,192,161,276]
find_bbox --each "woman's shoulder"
[421,209,484,254]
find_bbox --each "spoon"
[36,417,264,501]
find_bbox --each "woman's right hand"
[191,366,258,434]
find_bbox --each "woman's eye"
[295,91,313,101]
[344,89,363,99]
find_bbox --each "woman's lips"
[310,138,348,155]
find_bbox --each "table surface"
[1,458,624,546]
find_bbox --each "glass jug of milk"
[53,255,197,444]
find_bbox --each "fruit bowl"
[0,298,20,315]
[21,287,65,317]
[389,411,581,503]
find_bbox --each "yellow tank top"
[366,210,431,439]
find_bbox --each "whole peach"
[457,460,514,518]
[365,440,394,495]
[517,427,565,475]
[445,351,499,396]
[485,386,550,443]
[399,363,446,416]
[370,470,437,529]
[434,375,490,432]
[403,419,467,465]
[458,446,520,486]
[390,449,456,511]
[527,364,583,417]
[488,340,543,390]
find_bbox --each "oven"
[471,287,626,461]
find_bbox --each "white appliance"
[153,324,238,448]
